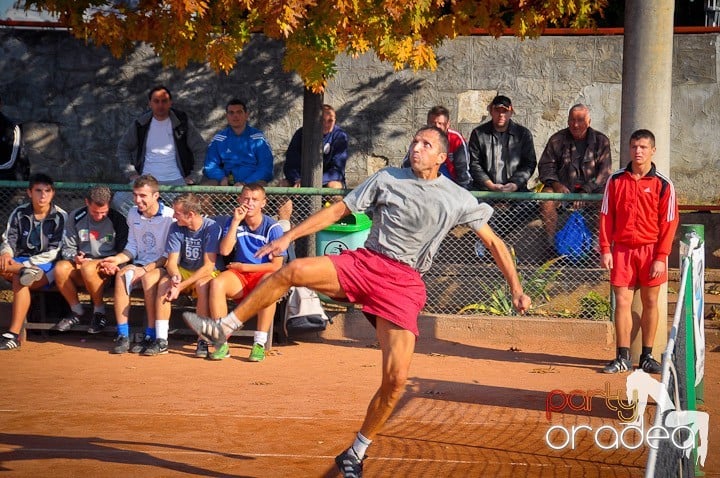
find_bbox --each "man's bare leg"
[336,317,416,474]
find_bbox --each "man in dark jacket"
[538,104,612,243]
[0,173,66,350]
[468,95,537,192]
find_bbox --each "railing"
[0,181,609,319]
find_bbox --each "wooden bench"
[17,287,273,351]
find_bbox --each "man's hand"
[0,253,16,272]
[499,183,518,193]
[650,260,666,280]
[552,183,571,194]
[232,204,249,223]
[75,251,89,266]
[513,293,532,315]
[256,235,291,260]
[601,252,613,270]
[184,176,196,185]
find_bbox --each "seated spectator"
[151,193,221,357]
[207,183,285,361]
[402,105,471,189]
[0,174,66,351]
[538,104,612,243]
[99,175,175,354]
[203,99,274,186]
[52,185,129,334]
[468,95,537,192]
[282,104,349,189]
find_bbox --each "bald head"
[567,104,591,140]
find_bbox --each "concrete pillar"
[621,0,675,358]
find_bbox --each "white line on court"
[0,409,537,426]
[0,447,566,467]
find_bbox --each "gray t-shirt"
[343,167,493,274]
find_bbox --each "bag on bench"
[283,286,329,335]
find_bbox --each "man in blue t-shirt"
[147,193,221,357]
[202,99,274,186]
[207,183,285,361]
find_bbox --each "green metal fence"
[0,181,609,319]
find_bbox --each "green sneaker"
[207,342,230,361]
[249,343,265,362]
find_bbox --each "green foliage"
[24,0,608,92]
[579,290,611,321]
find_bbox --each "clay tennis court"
[1,312,719,477]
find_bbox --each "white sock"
[93,305,106,315]
[351,432,372,459]
[253,331,268,347]
[220,311,243,335]
[155,320,169,340]
[70,303,84,316]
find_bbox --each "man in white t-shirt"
[115,86,206,213]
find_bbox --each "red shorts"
[229,270,269,303]
[611,243,667,287]
[328,248,426,336]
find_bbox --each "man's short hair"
[630,129,656,147]
[28,173,54,190]
[226,98,247,112]
[417,125,449,154]
[133,174,160,193]
[322,104,335,114]
[240,182,266,197]
[148,85,172,100]
[427,105,450,119]
[173,192,203,216]
[86,185,113,206]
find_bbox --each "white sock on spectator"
[156,320,169,340]
[254,331,268,347]
[70,303,84,316]
[93,305,105,314]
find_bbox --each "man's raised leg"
[184,256,345,347]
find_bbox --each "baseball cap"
[491,95,512,109]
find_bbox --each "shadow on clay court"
[415,338,607,371]
[395,376,623,420]
[0,433,252,477]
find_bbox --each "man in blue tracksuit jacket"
[203,99,274,186]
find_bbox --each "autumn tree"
[24,0,607,187]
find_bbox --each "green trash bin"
[316,212,372,256]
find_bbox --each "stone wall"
[1,29,718,203]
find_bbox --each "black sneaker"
[640,354,662,374]
[602,356,633,374]
[335,449,364,478]
[19,266,43,287]
[0,332,20,351]
[130,335,153,354]
[88,313,108,334]
[195,339,209,358]
[142,338,168,356]
[111,335,130,354]
[53,315,81,332]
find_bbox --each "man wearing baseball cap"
[468,95,537,192]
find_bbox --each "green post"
[679,224,705,408]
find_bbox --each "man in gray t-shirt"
[184,126,531,478]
